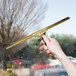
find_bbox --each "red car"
[31,63,51,71]
[13,59,24,65]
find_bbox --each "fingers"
[46,50,52,55]
[39,44,48,50]
[39,40,45,46]
[39,35,54,56]
[45,49,53,56]
[39,44,54,56]
[42,35,50,44]
[42,35,52,46]
[39,45,44,50]
[40,35,51,46]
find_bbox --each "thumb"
[42,35,50,44]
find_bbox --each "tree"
[14,37,50,64]
[51,34,76,57]
[0,0,46,70]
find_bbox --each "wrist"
[56,50,66,61]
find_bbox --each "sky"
[41,0,76,37]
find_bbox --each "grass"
[6,70,17,76]
[0,69,17,76]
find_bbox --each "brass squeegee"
[6,17,70,50]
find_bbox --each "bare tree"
[0,0,46,70]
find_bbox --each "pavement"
[0,69,5,76]
[0,68,30,76]
[13,68,30,76]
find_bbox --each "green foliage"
[14,34,76,61]
[6,70,17,76]
[50,34,76,57]
[6,64,12,68]
[14,38,49,60]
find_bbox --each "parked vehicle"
[30,68,68,76]
[13,59,24,65]
[31,63,51,71]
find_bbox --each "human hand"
[40,35,64,59]
[40,35,76,76]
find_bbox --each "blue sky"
[41,0,76,36]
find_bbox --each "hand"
[40,35,64,59]
[40,35,76,76]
